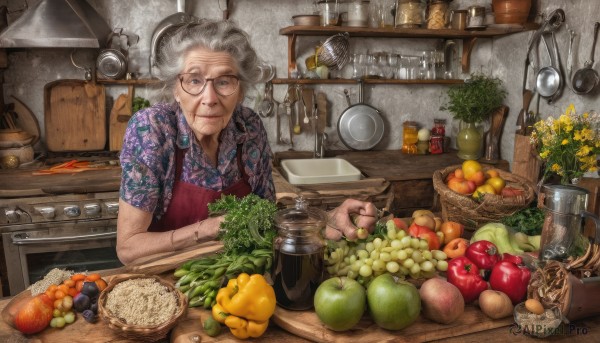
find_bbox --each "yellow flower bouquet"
[530,104,600,184]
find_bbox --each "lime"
[203,316,222,337]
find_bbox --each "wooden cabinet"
[276,25,538,84]
[578,178,600,239]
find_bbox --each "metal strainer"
[316,33,350,70]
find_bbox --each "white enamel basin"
[280,158,362,185]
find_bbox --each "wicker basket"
[98,274,188,342]
[432,165,536,230]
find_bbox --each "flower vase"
[456,121,484,160]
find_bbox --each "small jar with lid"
[272,197,327,310]
[395,0,425,28]
[426,0,450,29]
[429,118,446,154]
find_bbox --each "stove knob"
[64,205,81,217]
[35,206,56,219]
[5,208,21,223]
[84,203,101,216]
[105,201,119,215]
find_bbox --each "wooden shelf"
[96,78,160,86]
[280,24,539,78]
[272,78,465,85]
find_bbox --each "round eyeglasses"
[178,73,240,96]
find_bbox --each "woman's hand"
[325,199,378,241]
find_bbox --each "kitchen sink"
[280,158,362,185]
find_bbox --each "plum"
[81,281,99,298]
[82,309,97,323]
[73,293,91,313]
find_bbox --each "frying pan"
[149,0,199,76]
[572,22,600,95]
[337,82,384,151]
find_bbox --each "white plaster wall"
[1,0,598,168]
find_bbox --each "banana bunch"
[174,249,273,308]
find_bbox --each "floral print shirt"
[119,102,275,219]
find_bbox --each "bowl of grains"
[98,274,187,342]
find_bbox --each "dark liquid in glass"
[272,248,323,310]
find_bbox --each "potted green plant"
[441,73,507,159]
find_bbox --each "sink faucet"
[314,132,327,158]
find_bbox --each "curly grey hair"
[154,19,264,101]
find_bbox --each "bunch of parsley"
[501,206,545,236]
[208,194,278,256]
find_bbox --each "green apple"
[314,277,366,331]
[367,274,421,330]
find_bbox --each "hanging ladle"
[536,33,562,98]
[572,22,600,95]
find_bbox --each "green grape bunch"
[324,219,448,286]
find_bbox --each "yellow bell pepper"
[211,273,276,339]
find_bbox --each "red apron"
[148,146,251,232]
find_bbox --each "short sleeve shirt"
[119,102,275,219]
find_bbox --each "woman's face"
[174,47,243,141]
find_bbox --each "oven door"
[2,219,122,295]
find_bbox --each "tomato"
[443,238,470,259]
[440,221,465,244]
[14,294,54,334]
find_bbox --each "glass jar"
[426,0,449,29]
[401,121,418,154]
[319,0,340,26]
[432,118,446,136]
[348,0,370,27]
[396,0,425,28]
[272,197,327,310]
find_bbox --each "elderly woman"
[117,19,377,265]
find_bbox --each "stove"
[0,153,123,296]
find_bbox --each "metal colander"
[316,32,350,70]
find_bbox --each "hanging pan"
[572,22,600,95]
[337,82,385,151]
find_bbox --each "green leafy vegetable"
[208,194,278,256]
[501,206,545,236]
[132,96,151,113]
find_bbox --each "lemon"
[485,176,506,193]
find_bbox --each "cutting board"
[44,80,106,152]
[108,85,133,151]
[272,305,513,342]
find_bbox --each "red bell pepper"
[465,240,500,271]
[489,256,531,305]
[500,252,523,265]
[446,256,488,303]
[408,223,441,250]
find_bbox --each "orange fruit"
[486,176,506,193]
[486,169,500,178]
[469,170,486,186]
[462,160,482,181]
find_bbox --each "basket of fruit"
[432,161,536,230]
[97,274,187,342]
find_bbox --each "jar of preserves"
[402,121,419,154]
[432,118,446,136]
[272,197,327,310]
[396,0,425,28]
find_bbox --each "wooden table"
[1,293,599,343]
